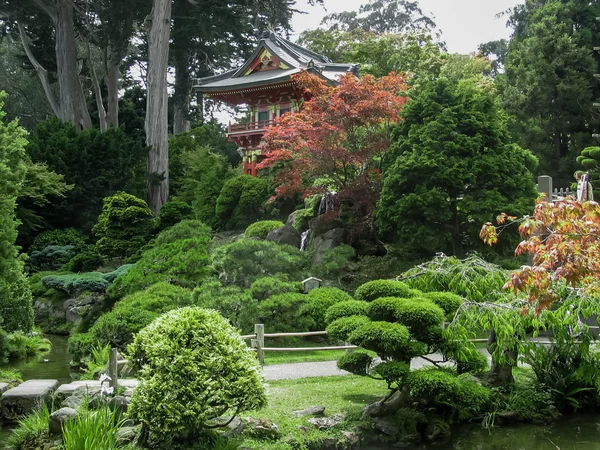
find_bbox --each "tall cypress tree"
[0,91,33,332]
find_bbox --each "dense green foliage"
[192,281,258,334]
[215,175,269,230]
[109,225,212,299]
[156,198,193,231]
[169,131,236,228]
[245,220,285,239]
[498,0,600,187]
[26,118,146,231]
[301,287,354,330]
[62,406,123,450]
[354,280,414,302]
[257,293,314,333]
[128,307,267,445]
[42,272,110,296]
[407,368,490,421]
[27,245,77,272]
[89,282,193,349]
[212,239,307,287]
[0,92,33,332]
[92,191,155,258]
[30,228,86,252]
[377,69,538,257]
[249,277,302,301]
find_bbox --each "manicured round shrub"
[257,293,314,333]
[348,321,410,360]
[128,307,266,445]
[102,264,135,283]
[354,280,413,302]
[393,298,445,330]
[215,175,269,230]
[157,199,193,231]
[249,277,302,301]
[30,228,86,252]
[153,219,212,246]
[28,245,77,272]
[407,368,490,421]
[325,300,369,324]
[92,191,155,258]
[368,297,406,322]
[245,220,285,239]
[423,291,464,319]
[326,315,371,342]
[302,287,354,330]
[337,350,373,376]
[90,283,193,349]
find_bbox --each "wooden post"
[255,324,265,366]
[109,348,119,389]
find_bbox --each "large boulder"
[310,228,346,265]
[266,225,301,248]
[49,407,78,434]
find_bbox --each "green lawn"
[239,375,388,450]
[260,337,350,365]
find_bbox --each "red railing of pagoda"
[228,119,275,134]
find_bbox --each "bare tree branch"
[32,0,57,22]
[17,21,61,117]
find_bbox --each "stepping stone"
[1,379,58,421]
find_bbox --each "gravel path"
[262,353,477,381]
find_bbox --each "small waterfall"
[317,191,337,216]
[300,230,310,251]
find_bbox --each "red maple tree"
[480,197,600,313]
[259,70,409,231]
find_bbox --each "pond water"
[364,413,600,450]
[0,335,71,448]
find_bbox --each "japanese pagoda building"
[194,31,358,176]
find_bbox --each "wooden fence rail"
[241,324,357,365]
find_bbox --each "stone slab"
[1,379,58,421]
[118,379,138,388]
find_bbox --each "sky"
[290,0,525,54]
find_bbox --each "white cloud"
[291,0,524,54]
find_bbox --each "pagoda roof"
[194,31,358,95]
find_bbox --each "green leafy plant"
[42,272,110,296]
[92,191,155,258]
[128,307,267,446]
[156,198,193,231]
[354,280,414,302]
[6,403,51,449]
[30,228,86,252]
[192,281,258,334]
[153,219,212,247]
[90,282,193,350]
[215,174,269,230]
[109,231,212,300]
[62,406,122,450]
[211,239,308,287]
[245,220,285,239]
[257,293,314,333]
[27,245,77,272]
[301,287,353,330]
[324,300,369,324]
[249,277,302,301]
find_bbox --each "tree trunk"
[361,385,410,419]
[172,35,192,135]
[487,327,516,386]
[54,0,92,129]
[106,55,120,128]
[450,203,464,258]
[145,0,172,215]
[86,41,107,132]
